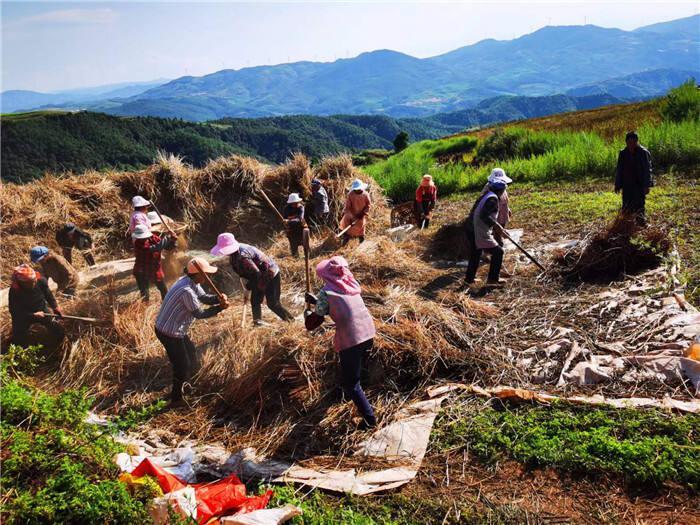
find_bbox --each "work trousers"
[62,247,96,267]
[621,187,647,225]
[156,329,200,402]
[135,273,168,301]
[338,338,376,426]
[13,317,65,348]
[419,200,433,228]
[250,273,294,322]
[287,224,304,258]
[465,231,504,283]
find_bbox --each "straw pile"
[552,213,671,282]
[428,219,470,261]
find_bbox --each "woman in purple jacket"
[305,256,377,429]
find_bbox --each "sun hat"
[146,211,162,225]
[132,195,150,209]
[187,257,218,274]
[488,168,512,185]
[350,179,368,192]
[287,193,303,204]
[13,264,37,283]
[316,256,361,296]
[210,233,240,257]
[131,224,152,240]
[30,246,50,263]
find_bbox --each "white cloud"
[9,8,118,27]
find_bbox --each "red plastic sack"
[128,459,271,524]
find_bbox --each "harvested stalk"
[257,188,287,225]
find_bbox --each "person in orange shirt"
[340,179,371,245]
[415,174,437,228]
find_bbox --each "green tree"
[661,79,700,123]
[393,131,409,153]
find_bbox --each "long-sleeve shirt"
[615,146,652,191]
[229,244,280,291]
[129,211,151,234]
[340,191,371,237]
[480,183,510,227]
[312,187,330,215]
[56,226,92,250]
[133,234,171,280]
[155,276,222,338]
[9,278,58,334]
[415,185,437,205]
[39,253,80,292]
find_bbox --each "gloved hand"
[305,292,317,305]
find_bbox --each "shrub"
[661,79,700,123]
[393,131,409,153]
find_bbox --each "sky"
[2,1,699,92]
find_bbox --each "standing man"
[464,180,508,287]
[282,193,306,258]
[9,264,65,347]
[30,246,80,297]
[55,222,96,267]
[615,131,653,224]
[154,257,229,405]
[340,179,371,245]
[415,174,437,228]
[310,178,330,228]
[210,233,294,326]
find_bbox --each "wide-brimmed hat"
[210,232,240,256]
[146,211,162,225]
[30,246,49,263]
[287,193,303,204]
[187,257,218,274]
[350,179,368,192]
[132,195,150,209]
[487,168,512,185]
[132,224,152,240]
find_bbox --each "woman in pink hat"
[305,256,376,429]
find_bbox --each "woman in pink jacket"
[305,256,377,429]
[340,179,371,245]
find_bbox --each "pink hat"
[316,256,361,296]
[210,233,240,256]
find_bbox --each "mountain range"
[2,15,698,121]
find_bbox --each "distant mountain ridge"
[2,15,697,120]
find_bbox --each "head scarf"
[12,264,37,285]
[316,256,361,296]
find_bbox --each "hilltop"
[5,15,698,120]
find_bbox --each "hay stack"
[428,219,470,261]
[553,213,671,282]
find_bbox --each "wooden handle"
[192,260,225,299]
[149,202,177,237]
[500,228,547,272]
[336,220,358,238]
[257,188,287,225]
[46,313,99,322]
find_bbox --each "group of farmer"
[7,130,652,428]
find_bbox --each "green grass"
[433,397,700,490]
[364,116,700,203]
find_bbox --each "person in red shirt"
[132,224,175,301]
[415,174,437,228]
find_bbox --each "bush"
[661,79,700,123]
[0,345,155,524]
[393,131,409,153]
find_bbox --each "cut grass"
[432,397,700,490]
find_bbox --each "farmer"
[309,178,330,228]
[55,222,96,267]
[154,257,230,405]
[211,233,294,326]
[129,195,152,234]
[415,174,437,228]
[131,224,174,301]
[30,246,80,297]
[615,131,653,224]
[282,193,306,258]
[340,179,371,245]
[9,264,65,347]
[304,256,377,430]
[464,179,508,287]
[483,168,513,235]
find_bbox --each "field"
[1,86,699,524]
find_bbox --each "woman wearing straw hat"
[340,179,371,245]
[282,193,306,258]
[415,174,437,228]
[131,224,175,301]
[155,257,229,405]
[211,233,294,326]
[305,256,377,430]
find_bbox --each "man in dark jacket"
[615,131,653,224]
[9,264,65,347]
[55,222,96,267]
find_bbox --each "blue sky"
[2,1,698,92]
